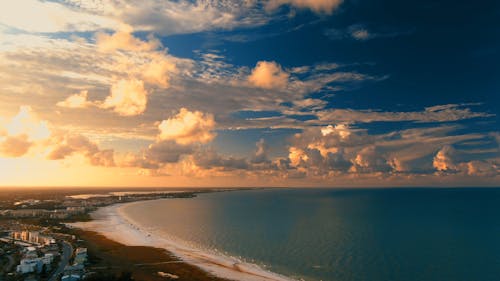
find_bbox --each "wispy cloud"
[325,24,412,41]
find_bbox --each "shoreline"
[69,198,294,281]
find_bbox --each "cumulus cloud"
[144,140,194,164]
[433,145,457,172]
[96,29,161,52]
[140,52,177,88]
[0,106,50,157]
[248,61,289,90]
[193,148,249,171]
[100,79,149,116]
[56,90,93,109]
[251,138,270,164]
[0,135,32,157]
[158,108,216,145]
[351,146,391,173]
[266,0,343,14]
[47,133,115,167]
[4,106,50,141]
[465,161,498,177]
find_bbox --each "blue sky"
[0,0,498,187]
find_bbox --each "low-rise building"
[61,274,81,281]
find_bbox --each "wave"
[69,200,295,281]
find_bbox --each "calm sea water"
[123,188,500,281]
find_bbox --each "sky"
[0,0,498,187]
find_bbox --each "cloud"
[351,146,391,173]
[325,25,411,41]
[144,140,194,164]
[433,145,457,172]
[317,104,493,123]
[158,108,216,145]
[0,135,32,157]
[248,61,289,90]
[349,27,371,40]
[465,161,498,177]
[96,29,161,52]
[140,52,177,88]
[56,90,93,109]
[4,106,50,141]
[47,133,115,167]
[251,138,270,164]
[193,148,249,171]
[0,106,50,157]
[293,98,327,110]
[266,0,343,14]
[0,0,118,33]
[100,79,149,116]
[116,0,269,35]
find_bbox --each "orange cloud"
[433,145,456,172]
[141,53,177,88]
[248,61,289,90]
[100,79,149,116]
[158,108,216,145]
[0,106,50,157]
[0,135,32,157]
[96,29,161,52]
[47,133,115,167]
[56,90,93,109]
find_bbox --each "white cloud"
[0,0,118,33]
[158,108,216,145]
[100,79,149,116]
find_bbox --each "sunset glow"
[0,0,498,187]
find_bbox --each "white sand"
[69,201,295,281]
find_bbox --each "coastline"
[69,198,294,281]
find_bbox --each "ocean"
[121,188,500,281]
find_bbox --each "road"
[48,241,73,281]
[4,254,15,272]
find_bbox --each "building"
[11,231,54,245]
[61,274,81,281]
[16,253,53,274]
[74,248,87,264]
[16,258,42,274]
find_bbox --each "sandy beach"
[69,200,294,281]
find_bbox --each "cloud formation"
[266,0,343,14]
[0,106,50,157]
[248,61,290,90]
[0,106,114,167]
[0,0,118,33]
[47,133,115,167]
[100,79,149,116]
[57,90,93,109]
[96,29,161,52]
[158,108,216,145]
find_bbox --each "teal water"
[123,188,500,281]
